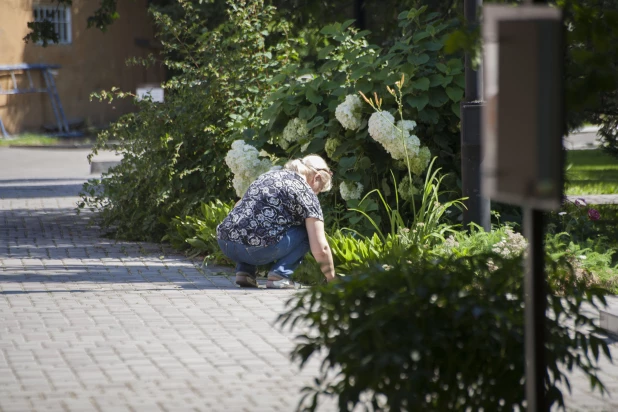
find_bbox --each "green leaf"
[339,156,357,171]
[445,86,464,102]
[407,95,430,111]
[306,87,323,104]
[318,60,339,74]
[408,53,430,65]
[411,77,430,91]
[454,74,465,88]
[413,31,430,43]
[306,116,325,130]
[353,30,372,40]
[429,88,449,107]
[447,58,464,72]
[186,238,208,250]
[423,41,443,51]
[341,19,356,31]
[419,108,440,124]
[269,73,287,85]
[436,63,448,73]
[320,24,339,36]
[299,105,318,120]
[451,102,461,118]
[351,64,369,81]
[429,74,445,87]
[318,45,336,60]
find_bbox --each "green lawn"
[0,134,61,147]
[565,149,618,195]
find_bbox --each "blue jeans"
[217,225,310,279]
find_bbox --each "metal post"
[461,0,490,231]
[525,1,550,411]
[523,207,547,411]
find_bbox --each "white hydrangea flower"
[397,175,420,201]
[367,110,396,143]
[406,146,431,176]
[368,111,420,161]
[397,119,417,132]
[335,94,364,130]
[281,118,308,150]
[339,181,364,201]
[225,140,273,197]
[325,137,342,160]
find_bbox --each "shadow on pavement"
[0,183,87,199]
[1,207,242,291]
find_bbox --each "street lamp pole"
[461,0,491,231]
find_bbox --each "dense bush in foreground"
[279,253,612,411]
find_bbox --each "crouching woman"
[216,154,336,288]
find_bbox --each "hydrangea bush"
[239,6,464,233]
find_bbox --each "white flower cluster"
[281,118,309,151]
[225,140,273,197]
[335,95,363,131]
[492,228,528,259]
[444,235,460,249]
[325,137,342,160]
[367,111,422,162]
[397,175,421,201]
[339,181,364,201]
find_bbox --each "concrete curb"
[565,195,618,205]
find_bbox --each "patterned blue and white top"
[216,169,323,247]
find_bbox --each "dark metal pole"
[523,208,547,411]
[524,1,551,411]
[461,0,490,231]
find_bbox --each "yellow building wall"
[0,0,164,134]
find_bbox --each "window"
[33,4,72,44]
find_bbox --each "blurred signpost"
[482,5,564,411]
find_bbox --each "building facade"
[0,0,165,135]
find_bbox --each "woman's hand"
[305,217,335,282]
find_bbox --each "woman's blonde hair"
[284,154,333,193]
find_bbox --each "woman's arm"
[305,217,336,282]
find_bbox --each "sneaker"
[266,272,299,289]
[235,272,258,288]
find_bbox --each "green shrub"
[79,0,298,241]
[278,252,611,411]
[545,232,618,294]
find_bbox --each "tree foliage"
[79,0,296,240]
[560,0,618,157]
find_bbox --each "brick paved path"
[0,147,617,412]
[0,148,334,412]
